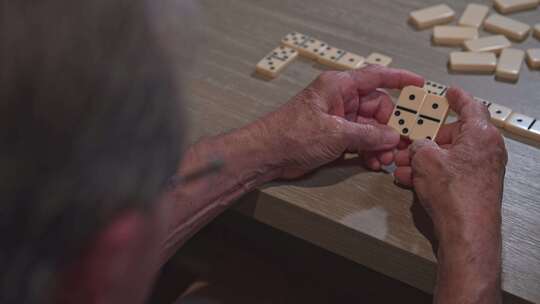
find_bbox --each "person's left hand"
[252,65,424,179]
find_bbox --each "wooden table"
[183,0,540,302]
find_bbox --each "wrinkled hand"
[394,88,508,238]
[255,66,424,179]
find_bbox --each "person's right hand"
[394,88,507,303]
[394,87,507,237]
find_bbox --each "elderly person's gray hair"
[0,0,198,302]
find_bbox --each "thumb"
[339,119,400,151]
[410,139,440,159]
[409,139,446,177]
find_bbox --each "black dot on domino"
[517,118,523,123]
[399,119,405,125]
[409,94,416,101]
[395,110,401,116]
[417,119,424,125]
[403,128,409,134]
[432,103,439,109]
[496,110,502,114]
[426,136,432,140]
[349,58,355,62]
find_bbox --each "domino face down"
[527,49,540,69]
[409,4,455,30]
[484,14,531,42]
[459,4,490,28]
[433,26,478,46]
[463,35,511,54]
[496,48,525,82]
[494,0,539,14]
[449,52,497,74]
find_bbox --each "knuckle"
[415,147,436,162]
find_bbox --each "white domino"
[459,4,490,28]
[449,52,497,73]
[409,4,455,30]
[464,35,511,54]
[365,53,393,67]
[281,32,309,50]
[496,48,524,82]
[527,49,540,69]
[494,0,539,14]
[504,113,538,141]
[488,103,513,127]
[484,14,531,42]
[433,26,479,46]
[255,46,298,78]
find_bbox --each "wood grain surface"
[181,0,540,302]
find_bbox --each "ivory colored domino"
[463,35,511,54]
[409,4,455,30]
[334,52,365,70]
[409,94,450,141]
[365,53,392,67]
[423,80,448,96]
[496,48,524,81]
[534,24,540,40]
[474,97,492,107]
[459,4,490,28]
[298,37,330,59]
[494,0,539,14]
[449,52,497,73]
[526,49,540,69]
[484,14,531,42]
[281,32,309,50]
[528,121,540,142]
[504,113,537,140]
[316,46,346,65]
[433,26,478,46]
[255,46,298,78]
[388,86,428,137]
[488,103,512,127]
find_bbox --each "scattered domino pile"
[255,32,393,78]
[253,30,539,144]
[410,1,540,82]
[387,79,540,143]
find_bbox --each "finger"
[363,152,382,171]
[409,139,440,159]
[377,150,395,166]
[398,137,411,150]
[394,149,411,166]
[446,87,490,123]
[348,65,425,95]
[357,90,395,124]
[340,119,401,151]
[394,166,413,188]
[434,121,460,145]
